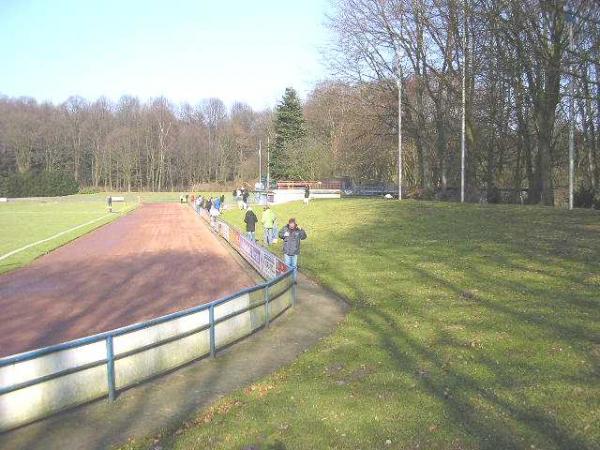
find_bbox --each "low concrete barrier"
[268,189,341,204]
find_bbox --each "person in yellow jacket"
[261,206,277,245]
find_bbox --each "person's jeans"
[284,254,298,281]
[265,228,273,245]
[247,231,256,241]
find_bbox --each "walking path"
[0,271,348,450]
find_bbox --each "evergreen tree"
[270,87,305,179]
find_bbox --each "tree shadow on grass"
[300,202,600,449]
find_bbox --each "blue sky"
[0,0,332,109]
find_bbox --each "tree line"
[321,0,600,205]
[0,95,271,192]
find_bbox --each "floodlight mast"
[461,0,467,204]
[397,54,403,201]
[266,135,271,190]
[567,8,575,210]
[258,139,262,187]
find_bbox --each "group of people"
[185,187,309,271]
[244,206,306,271]
[191,194,225,227]
[193,194,224,213]
[234,187,250,209]
[243,205,277,244]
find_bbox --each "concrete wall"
[0,341,108,431]
[270,189,341,204]
[114,308,212,389]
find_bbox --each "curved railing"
[0,211,294,432]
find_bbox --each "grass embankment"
[129,199,596,449]
[0,196,137,274]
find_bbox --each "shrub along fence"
[0,213,294,432]
[0,171,79,198]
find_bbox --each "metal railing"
[0,211,294,432]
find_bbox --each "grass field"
[129,199,600,450]
[0,191,222,275]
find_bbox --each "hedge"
[0,171,80,198]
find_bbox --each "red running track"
[0,204,255,357]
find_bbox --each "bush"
[574,186,595,209]
[408,188,435,200]
[573,186,600,209]
[0,171,79,198]
[78,186,103,194]
[594,192,600,210]
[486,186,501,204]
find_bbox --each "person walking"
[242,190,249,209]
[278,218,307,276]
[214,196,221,211]
[236,188,243,209]
[244,206,258,241]
[261,205,277,245]
[209,201,220,228]
[304,185,311,205]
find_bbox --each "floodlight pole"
[461,0,467,203]
[567,11,575,210]
[397,57,403,200]
[258,139,262,187]
[266,135,271,190]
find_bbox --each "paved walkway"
[0,271,348,450]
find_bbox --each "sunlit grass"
[123,199,598,449]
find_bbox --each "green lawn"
[125,199,600,450]
[0,195,140,274]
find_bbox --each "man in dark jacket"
[244,206,258,241]
[304,185,310,205]
[278,218,307,274]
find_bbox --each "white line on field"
[0,213,113,262]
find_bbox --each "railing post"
[264,284,270,328]
[106,335,116,401]
[209,304,216,358]
[291,270,297,307]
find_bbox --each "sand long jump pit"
[0,203,255,358]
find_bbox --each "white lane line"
[0,213,113,262]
